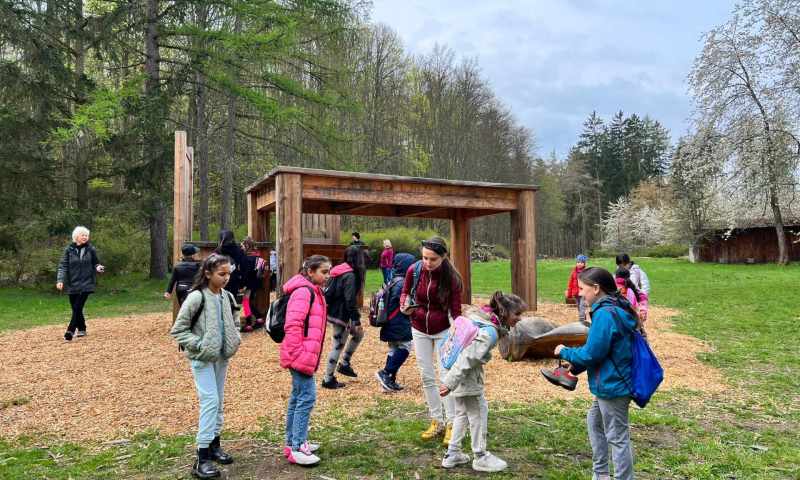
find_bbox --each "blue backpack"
[607,307,664,408]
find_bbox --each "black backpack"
[177,289,237,351]
[266,286,314,343]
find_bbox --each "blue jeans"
[285,369,317,449]
[190,358,229,448]
[381,267,392,285]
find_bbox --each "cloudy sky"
[370,1,735,157]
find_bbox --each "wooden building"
[697,225,800,263]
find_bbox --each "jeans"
[412,327,455,423]
[67,292,91,333]
[190,358,229,448]
[381,268,392,285]
[324,323,364,381]
[285,369,317,449]
[448,393,489,455]
[587,396,634,480]
[578,295,587,324]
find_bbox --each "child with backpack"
[554,267,639,480]
[565,254,589,324]
[615,268,648,333]
[170,253,242,480]
[279,255,331,466]
[439,291,527,473]
[374,253,416,392]
[321,245,366,389]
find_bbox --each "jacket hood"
[329,262,353,278]
[591,295,637,332]
[393,253,415,275]
[282,273,317,294]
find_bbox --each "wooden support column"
[450,210,472,304]
[510,190,536,310]
[276,173,303,291]
[173,131,188,265]
[247,192,267,241]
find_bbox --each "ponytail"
[489,290,527,326]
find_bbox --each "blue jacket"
[559,295,637,399]
[379,253,416,343]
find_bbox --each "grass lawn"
[1,258,799,479]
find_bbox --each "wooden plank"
[450,210,472,304]
[173,131,188,265]
[247,192,267,241]
[510,190,537,310]
[255,188,276,211]
[401,207,451,218]
[186,147,193,240]
[276,173,303,291]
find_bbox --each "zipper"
[424,270,431,333]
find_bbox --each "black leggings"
[67,292,91,333]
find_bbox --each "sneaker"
[472,452,507,473]
[284,442,319,458]
[388,377,404,391]
[420,419,444,440]
[441,451,470,468]
[321,376,347,389]
[375,370,394,392]
[442,422,453,446]
[75,330,87,337]
[337,363,358,378]
[241,324,254,333]
[287,443,320,466]
[540,361,578,391]
[64,331,73,342]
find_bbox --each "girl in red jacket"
[279,255,331,466]
[565,254,588,324]
[400,236,463,444]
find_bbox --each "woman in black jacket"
[214,229,249,303]
[56,226,105,341]
[321,245,366,389]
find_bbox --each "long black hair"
[421,236,463,305]
[343,245,366,293]
[217,229,236,250]
[615,267,642,303]
[577,267,637,318]
[191,253,232,291]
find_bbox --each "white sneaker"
[441,451,471,468]
[472,452,507,472]
[287,443,320,466]
[303,441,320,453]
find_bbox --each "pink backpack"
[438,316,480,369]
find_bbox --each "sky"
[370,1,735,158]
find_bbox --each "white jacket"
[630,264,650,295]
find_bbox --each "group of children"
[168,235,649,479]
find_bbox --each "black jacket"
[57,243,100,294]
[216,243,249,296]
[166,260,201,302]
[325,264,361,326]
[379,253,415,342]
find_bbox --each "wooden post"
[510,190,537,310]
[247,192,267,242]
[450,210,472,304]
[276,173,303,291]
[186,146,194,240]
[173,131,188,265]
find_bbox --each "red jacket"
[566,265,584,298]
[379,248,394,269]
[400,262,462,335]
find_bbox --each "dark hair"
[489,291,527,325]
[615,253,632,266]
[218,229,236,250]
[241,236,255,253]
[300,255,331,278]
[578,267,637,318]
[191,253,232,291]
[420,236,462,304]
[343,245,366,293]
[351,231,360,239]
[615,268,642,303]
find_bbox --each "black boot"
[192,447,220,479]
[209,436,234,464]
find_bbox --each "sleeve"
[450,275,463,318]
[170,291,204,350]
[166,268,178,294]
[56,247,69,284]
[399,265,414,307]
[226,291,241,328]
[343,273,361,326]
[91,246,101,267]
[566,269,577,297]
[630,268,642,292]
[639,269,651,294]
[559,313,615,370]
[443,331,496,390]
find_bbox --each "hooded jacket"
[379,253,416,342]
[170,288,242,362]
[400,262,462,335]
[56,242,101,294]
[279,274,328,375]
[324,263,361,326]
[559,295,637,399]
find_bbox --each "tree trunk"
[74,0,89,211]
[195,71,209,240]
[770,188,789,265]
[220,9,240,230]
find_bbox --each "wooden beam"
[255,188,276,211]
[276,173,303,291]
[450,210,472,304]
[510,190,537,310]
[301,200,458,219]
[400,206,451,218]
[173,131,188,265]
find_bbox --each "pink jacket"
[279,274,328,375]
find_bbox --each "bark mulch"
[0,301,726,441]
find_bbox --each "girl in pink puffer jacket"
[279,255,331,466]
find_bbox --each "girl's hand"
[439,385,450,397]
[56,282,63,291]
[164,292,171,299]
[554,344,565,356]
[96,264,105,273]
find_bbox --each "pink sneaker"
[286,442,320,466]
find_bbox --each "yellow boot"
[420,419,443,440]
[442,422,454,446]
